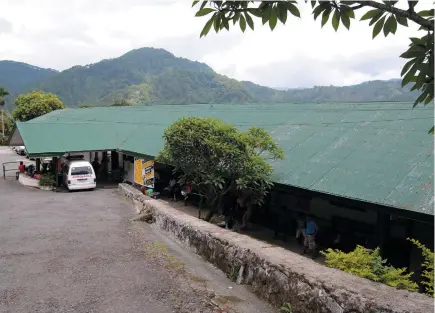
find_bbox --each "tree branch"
[355,1,434,30]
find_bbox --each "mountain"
[0,48,420,108]
[0,61,58,109]
[243,79,419,103]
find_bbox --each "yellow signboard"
[134,159,155,188]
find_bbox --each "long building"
[9,102,434,273]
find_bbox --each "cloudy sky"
[0,0,430,88]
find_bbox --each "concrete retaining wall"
[119,183,433,313]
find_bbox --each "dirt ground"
[0,147,276,313]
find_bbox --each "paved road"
[0,148,275,313]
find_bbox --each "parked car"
[62,159,96,191]
[15,146,26,155]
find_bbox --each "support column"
[53,157,59,187]
[35,158,41,172]
[111,150,119,170]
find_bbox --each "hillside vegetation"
[0,47,418,108]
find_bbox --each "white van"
[62,160,96,191]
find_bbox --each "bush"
[321,246,418,292]
[38,173,56,187]
[408,238,434,297]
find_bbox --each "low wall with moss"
[119,183,433,313]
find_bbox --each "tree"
[0,87,9,107]
[157,117,284,222]
[0,87,10,140]
[193,1,434,133]
[111,99,133,107]
[13,91,65,121]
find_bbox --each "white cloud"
[0,0,430,88]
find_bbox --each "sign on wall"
[134,159,155,188]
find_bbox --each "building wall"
[268,189,377,227]
[309,198,377,225]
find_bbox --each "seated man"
[16,161,26,179]
[18,161,26,174]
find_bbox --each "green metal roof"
[17,102,434,215]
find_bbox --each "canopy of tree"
[13,91,65,122]
[157,117,284,221]
[0,48,420,110]
[192,1,434,132]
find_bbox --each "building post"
[35,158,41,172]
[53,157,58,187]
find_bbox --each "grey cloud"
[0,18,12,34]
[244,46,407,88]
[341,48,405,77]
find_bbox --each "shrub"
[38,173,56,187]
[408,238,434,297]
[322,245,418,292]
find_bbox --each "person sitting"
[303,216,319,258]
[18,161,26,174]
[181,184,192,206]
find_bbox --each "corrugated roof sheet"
[18,102,434,215]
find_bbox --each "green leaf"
[401,63,419,87]
[277,2,288,24]
[213,14,221,33]
[245,12,254,30]
[413,91,427,107]
[332,10,340,31]
[428,126,434,135]
[269,7,278,30]
[341,13,351,29]
[200,1,208,10]
[313,3,326,20]
[249,9,262,18]
[400,48,425,59]
[192,1,199,7]
[395,14,408,26]
[369,11,384,26]
[195,8,214,17]
[372,16,386,39]
[311,1,317,9]
[341,5,355,19]
[384,15,396,36]
[262,5,272,25]
[286,2,301,18]
[321,8,332,28]
[239,14,247,32]
[222,17,229,31]
[200,17,214,38]
[233,12,241,25]
[400,58,416,76]
[360,9,381,21]
[410,37,425,46]
[418,9,434,17]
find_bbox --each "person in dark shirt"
[92,158,100,178]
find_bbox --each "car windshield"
[71,166,92,176]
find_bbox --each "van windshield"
[71,166,92,176]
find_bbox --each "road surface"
[0,148,276,313]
